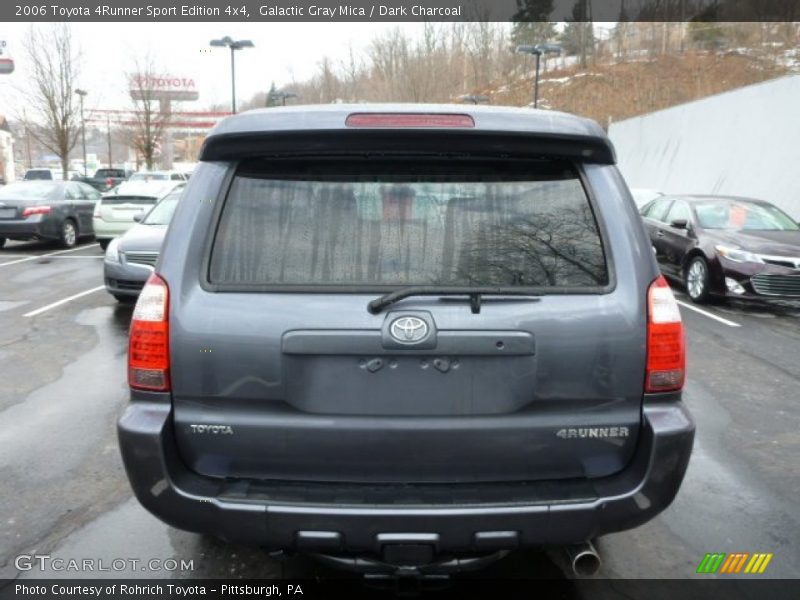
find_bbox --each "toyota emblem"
[389,316,429,343]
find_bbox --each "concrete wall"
[609,74,800,220]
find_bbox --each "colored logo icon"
[696,552,773,574]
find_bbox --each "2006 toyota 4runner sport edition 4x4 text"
[118,104,694,575]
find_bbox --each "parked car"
[630,187,664,208]
[78,167,133,192]
[22,167,79,181]
[93,180,182,250]
[0,180,101,248]
[118,105,694,576]
[128,170,188,183]
[640,194,800,303]
[103,185,183,302]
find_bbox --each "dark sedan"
[641,194,800,303]
[0,181,101,248]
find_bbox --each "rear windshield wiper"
[367,287,539,315]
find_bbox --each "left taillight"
[22,205,52,217]
[646,275,685,393]
[128,273,170,391]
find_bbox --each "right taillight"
[128,273,170,391]
[646,275,685,393]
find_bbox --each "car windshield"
[142,191,181,225]
[0,182,59,199]
[209,159,609,289]
[130,173,169,182]
[695,200,799,231]
[24,170,52,180]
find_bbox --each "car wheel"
[60,219,78,248]
[113,294,136,304]
[98,239,110,251]
[0,236,6,248]
[685,256,711,303]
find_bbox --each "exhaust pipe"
[566,541,601,577]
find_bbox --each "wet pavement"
[1,239,799,583]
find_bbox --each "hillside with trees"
[238,21,799,128]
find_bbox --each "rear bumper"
[93,219,133,240]
[0,217,55,240]
[118,397,694,552]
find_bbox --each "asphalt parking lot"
[1,239,799,583]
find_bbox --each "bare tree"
[126,55,173,170]
[22,24,82,179]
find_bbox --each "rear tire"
[60,219,78,248]
[113,294,136,304]
[98,239,110,251]
[685,256,711,304]
[0,236,6,249]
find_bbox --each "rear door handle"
[656,230,665,238]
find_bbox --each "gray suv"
[118,105,694,574]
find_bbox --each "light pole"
[210,36,254,114]
[75,88,88,176]
[458,94,489,105]
[268,90,297,107]
[515,44,562,109]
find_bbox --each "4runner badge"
[556,426,629,439]
[190,424,234,434]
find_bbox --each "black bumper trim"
[117,399,694,551]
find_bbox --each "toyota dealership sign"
[130,74,198,101]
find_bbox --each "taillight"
[106,177,114,187]
[22,205,52,217]
[646,275,685,393]
[345,113,475,128]
[128,273,170,391]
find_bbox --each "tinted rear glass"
[101,196,158,206]
[95,169,125,178]
[24,170,52,180]
[209,160,608,289]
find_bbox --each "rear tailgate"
[168,151,647,485]
[100,196,155,222]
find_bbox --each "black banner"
[2,0,800,23]
[2,579,800,600]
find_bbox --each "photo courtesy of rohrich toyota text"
[0,1,799,599]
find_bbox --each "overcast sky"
[0,22,413,118]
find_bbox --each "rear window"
[24,170,53,180]
[208,159,609,290]
[95,169,124,178]
[101,196,158,206]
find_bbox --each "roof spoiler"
[199,130,616,164]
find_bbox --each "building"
[0,115,14,183]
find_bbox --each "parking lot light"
[268,90,297,107]
[515,43,562,109]
[75,89,88,176]
[457,94,489,105]
[210,37,254,114]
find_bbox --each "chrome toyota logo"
[390,316,429,343]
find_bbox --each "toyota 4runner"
[118,104,694,573]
